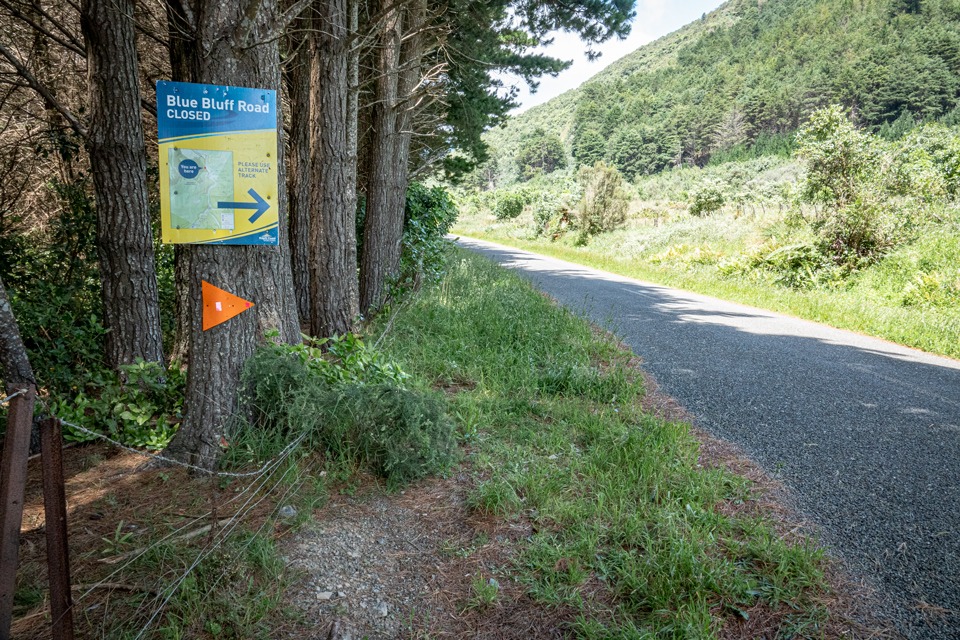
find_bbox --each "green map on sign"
[168,148,235,231]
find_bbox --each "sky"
[509,0,728,113]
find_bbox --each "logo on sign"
[178,158,200,179]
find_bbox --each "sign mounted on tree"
[201,280,254,331]
[157,80,278,245]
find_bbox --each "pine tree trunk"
[359,0,402,314]
[309,0,358,336]
[394,0,426,239]
[347,0,359,188]
[0,276,34,389]
[285,10,312,326]
[163,0,300,471]
[359,0,426,315]
[81,0,165,370]
[167,1,194,366]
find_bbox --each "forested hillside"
[455,0,960,361]
[483,0,960,184]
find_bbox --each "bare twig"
[97,518,236,565]
[0,41,87,138]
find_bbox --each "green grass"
[451,223,960,360]
[376,251,836,637]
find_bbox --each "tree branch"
[0,41,87,139]
[0,0,86,57]
[261,0,311,44]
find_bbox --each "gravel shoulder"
[453,236,960,640]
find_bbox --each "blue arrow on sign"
[218,189,270,224]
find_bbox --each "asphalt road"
[457,236,960,639]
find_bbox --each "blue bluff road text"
[165,94,271,121]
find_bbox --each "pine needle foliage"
[239,336,456,489]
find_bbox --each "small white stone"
[317,591,334,601]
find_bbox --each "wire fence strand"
[58,419,303,478]
[1,388,26,405]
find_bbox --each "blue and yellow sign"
[157,81,278,245]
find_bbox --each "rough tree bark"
[81,0,165,370]
[309,0,358,336]
[285,7,312,325]
[347,0,359,188]
[167,0,194,365]
[359,0,426,315]
[162,0,301,471]
[0,278,33,388]
[395,0,426,179]
[359,0,402,314]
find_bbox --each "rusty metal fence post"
[0,384,36,640]
[40,417,73,640]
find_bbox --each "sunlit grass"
[451,218,960,360]
[377,251,835,637]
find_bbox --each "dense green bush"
[2,178,107,394]
[689,183,726,216]
[796,106,923,266]
[398,183,459,293]
[274,332,408,387]
[317,384,456,489]
[894,124,960,198]
[718,240,844,289]
[493,190,528,220]
[357,183,459,301]
[52,360,185,449]
[0,177,185,449]
[240,337,455,489]
[529,174,582,237]
[575,162,630,242]
[796,106,875,210]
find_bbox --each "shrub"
[718,240,843,289]
[575,162,630,241]
[796,105,876,210]
[356,183,459,300]
[241,340,454,489]
[901,270,960,307]
[318,384,456,489]
[795,106,919,266]
[529,175,582,237]
[813,198,906,264]
[52,360,185,449]
[515,128,567,181]
[894,124,960,198]
[689,183,726,216]
[304,333,408,384]
[2,177,107,395]
[493,190,527,220]
[398,183,459,292]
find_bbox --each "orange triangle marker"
[202,280,255,331]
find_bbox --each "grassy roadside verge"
[376,249,854,637]
[13,249,864,638]
[452,229,960,361]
